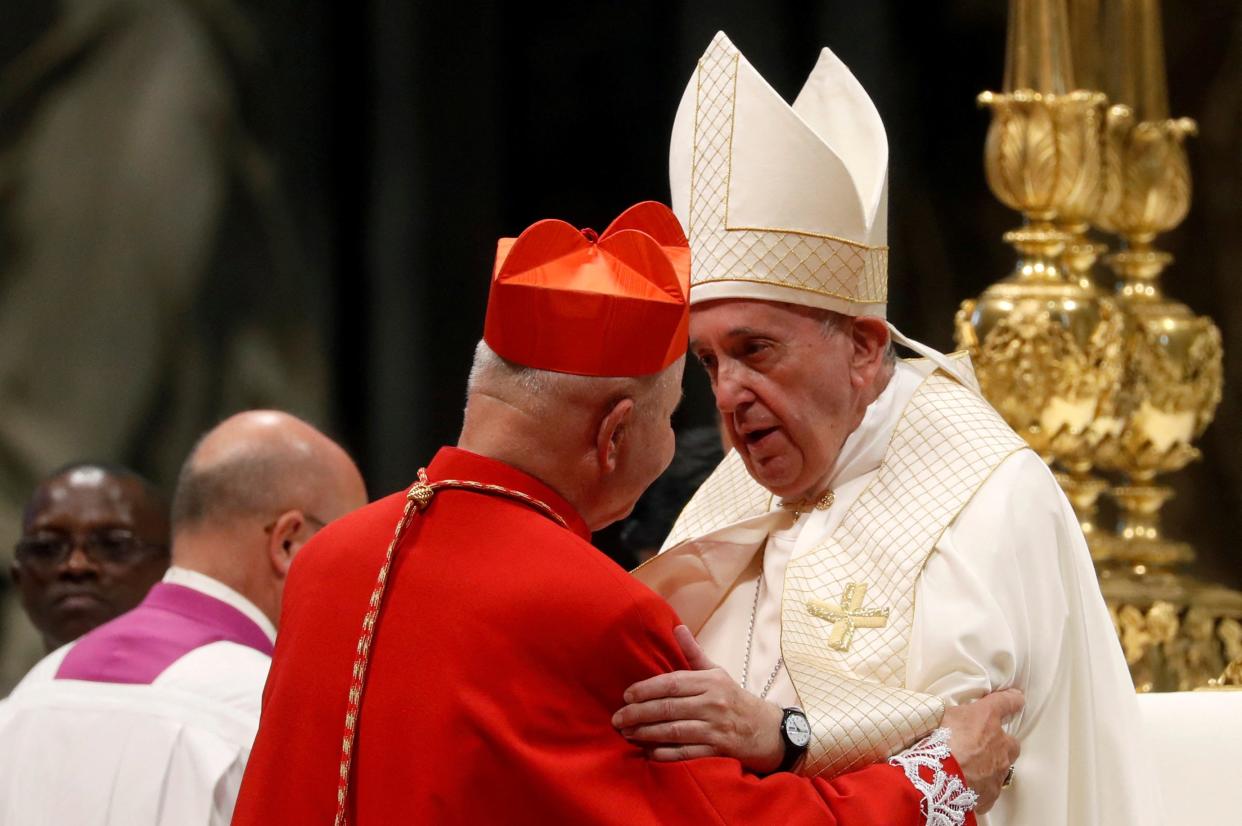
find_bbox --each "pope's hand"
[943,688,1024,814]
[612,625,785,774]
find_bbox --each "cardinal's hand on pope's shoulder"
[611,625,786,774]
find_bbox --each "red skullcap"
[484,201,690,377]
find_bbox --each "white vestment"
[0,568,273,826]
[645,360,1162,826]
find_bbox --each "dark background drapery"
[327,0,1242,584]
[3,0,1239,586]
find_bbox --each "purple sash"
[55,582,274,685]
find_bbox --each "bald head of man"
[169,411,367,626]
[13,463,170,651]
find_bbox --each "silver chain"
[742,496,832,701]
[741,568,784,700]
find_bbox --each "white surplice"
[0,568,273,826]
[679,360,1162,826]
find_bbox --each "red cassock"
[232,447,971,825]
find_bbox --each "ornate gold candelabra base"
[1094,241,1222,581]
[1091,248,1229,690]
[1204,657,1242,689]
[1104,571,1242,693]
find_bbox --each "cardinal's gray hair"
[467,340,681,418]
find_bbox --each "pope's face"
[689,300,866,501]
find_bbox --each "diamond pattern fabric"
[661,370,1027,777]
[784,373,1025,775]
[660,451,771,551]
[685,37,887,310]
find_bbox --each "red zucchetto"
[483,201,690,377]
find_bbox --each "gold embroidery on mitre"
[686,37,888,309]
[807,582,891,652]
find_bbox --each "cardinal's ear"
[594,397,636,474]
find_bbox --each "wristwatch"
[777,707,811,772]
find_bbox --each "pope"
[617,32,1160,826]
[231,202,1020,825]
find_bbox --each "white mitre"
[670,31,889,318]
[671,32,979,387]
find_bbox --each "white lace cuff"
[888,728,979,826]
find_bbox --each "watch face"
[784,712,812,748]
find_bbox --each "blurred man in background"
[11,462,170,653]
[0,0,329,692]
[0,411,366,826]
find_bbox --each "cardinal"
[231,202,1018,825]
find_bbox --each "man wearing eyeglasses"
[10,462,171,653]
[0,410,367,826]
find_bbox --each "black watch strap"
[777,707,810,772]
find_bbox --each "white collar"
[162,566,277,643]
[827,359,925,489]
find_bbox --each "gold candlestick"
[959,0,1124,565]
[1088,0,1237,692]
[1051,4,1125,550]
[1059,0,1110,293]
[1092,0,1222,574]
[961,0,1238,692]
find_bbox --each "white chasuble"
[635,358,1162,826]
[0,568,273,826]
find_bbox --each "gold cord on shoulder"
[334,468,567,825]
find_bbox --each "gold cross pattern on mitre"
[806,583,891,652]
